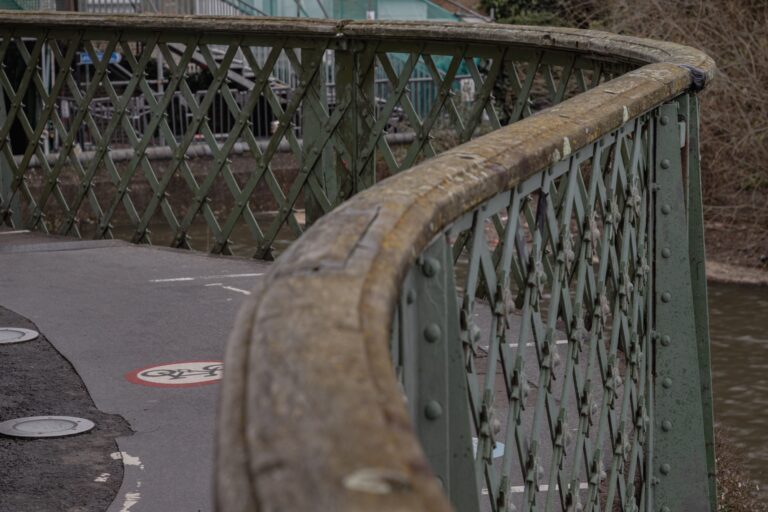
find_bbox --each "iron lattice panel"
[394,114,654,512]
[0,27,629,258]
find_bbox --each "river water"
[709,282,768,496]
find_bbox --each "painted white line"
[111,452,144,512]
[149,272,263,283]
[94,473,110,483]
[111,451,143,468]
[221,285,252,296]
[0,230,29,235]
[507,339,569,348]
[510,482,589,493]
[205,282,224,287]
[208,272,264,279]
[482,482,589,495]
[119,491,141,512]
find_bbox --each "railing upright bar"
[679,92,718,508]
[301,46,331,227]
[651,100,714,511]
[406,234,480,511]
[335,41,376,198]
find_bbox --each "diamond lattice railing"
[0,25,631,258]
[2,16,718,512]
[393,114,654,512]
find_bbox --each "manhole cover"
[0,327,39,344]
[125,361,224,388]
[0,416,95,438]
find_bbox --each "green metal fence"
[0,12,716,512]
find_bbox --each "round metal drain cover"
[0,327,39,344]
[0,416,95,438]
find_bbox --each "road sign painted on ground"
[125,361,223,388]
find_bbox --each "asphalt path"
[0,231,270,512]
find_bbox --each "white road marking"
[111,451,144,469]
[0,230,30,235]
[482,482,589,495]
[510,482,589,493]
[94,473,110,483]
[207,272,264,279]
[112,452,145,512]
[509,339,569,348]
[221,285,252,296]
[205,282,223,287]
[119,491,141,512]
[149,272,263,283]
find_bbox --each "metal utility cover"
[0,416,95,438]
[0,327,39,344]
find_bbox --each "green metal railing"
[0,12,716,512]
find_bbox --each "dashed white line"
[221,286,252,296]
[149,272,263,283]
[207,272,264,279]
[509,339,570,348]
[119,491,141,512]
[510,482,589,493]
[482,482,589,494]
[0,230,30,235]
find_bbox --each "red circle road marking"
[125,360,224,388]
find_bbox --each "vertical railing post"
[301,47,334,226]
[652,101,713,511]
[401,234,480,512]
[0,84,21,228]
[334,39,376,199]
[678,92,717,509]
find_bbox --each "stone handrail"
[207,17,714,512]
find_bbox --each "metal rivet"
[661,247,671,258]
[661,292,671,303]
[660,116,669,126]
[424,400,443,420]
[424,323,441,343]
[660,159,670,169]
[661,336,671,347]
[661,204,671,215]
[421,257,440,277]
[662,377,672,388]
[660,463,671,475]
[662,420,672,431]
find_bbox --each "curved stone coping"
[206,21,714,512]
[1,12,714,84]
[0,11,715,511]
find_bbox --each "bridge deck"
[0,230,270,511]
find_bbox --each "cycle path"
[0,231,270,512]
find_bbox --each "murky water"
[709,282,768,496]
